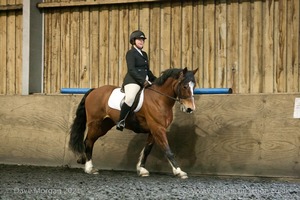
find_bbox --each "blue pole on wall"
[60,88,232,94]
[60,88,90,94]
[193,88,232,94]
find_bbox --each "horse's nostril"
[186,108,193,113]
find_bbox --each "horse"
[69,67,198,179]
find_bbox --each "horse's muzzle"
[179,97,196,113]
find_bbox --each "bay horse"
[69,67,198,179]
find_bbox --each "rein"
[146,81,193,102]
[147,87,180,102]
[146,69,196,102]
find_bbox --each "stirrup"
[116,120,125,131]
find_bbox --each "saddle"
[108,88,144,112]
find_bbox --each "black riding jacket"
[122,47,157,87]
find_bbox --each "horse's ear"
[182,67,188,75]
[179,67,188,78]
[192,68,199,74]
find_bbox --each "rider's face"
[135,38,145,49]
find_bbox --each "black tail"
[69,89,95,155]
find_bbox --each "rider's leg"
[116,83,141,131]
[116,103,131,131]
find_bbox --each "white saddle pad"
[108,88,144,112]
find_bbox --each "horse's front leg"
[165,146,188,179]
[153,126,188,179]
[136,134,154,177]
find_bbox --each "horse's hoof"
[85,168,99,175]
[140,172,150,177]
[180,174,188,179]
[173,167,188,179]
[137,167,149,177]
[176,172,188,179]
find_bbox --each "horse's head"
[175,67,198,113]
[153,67,198,113]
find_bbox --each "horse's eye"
[183,85,189,89]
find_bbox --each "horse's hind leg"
[136,134,154,177]
[84,118,115,174]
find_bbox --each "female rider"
[116,30,157,131]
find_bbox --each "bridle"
[147,79,194,103]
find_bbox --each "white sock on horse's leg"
[136,148,150,177]
[172,167,188,179]
[85,160,99,174]
[167,160,188,179]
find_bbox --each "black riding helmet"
[129,30,147,45]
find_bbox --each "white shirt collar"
[134,46,143,56]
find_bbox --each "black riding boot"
[116,103,131,131]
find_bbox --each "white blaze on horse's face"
[180,81,196,113]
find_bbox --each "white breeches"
[124,83,141,107]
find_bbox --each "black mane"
[153,68,195,86]
[153,68,183,86]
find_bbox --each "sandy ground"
[1,164,299,200]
